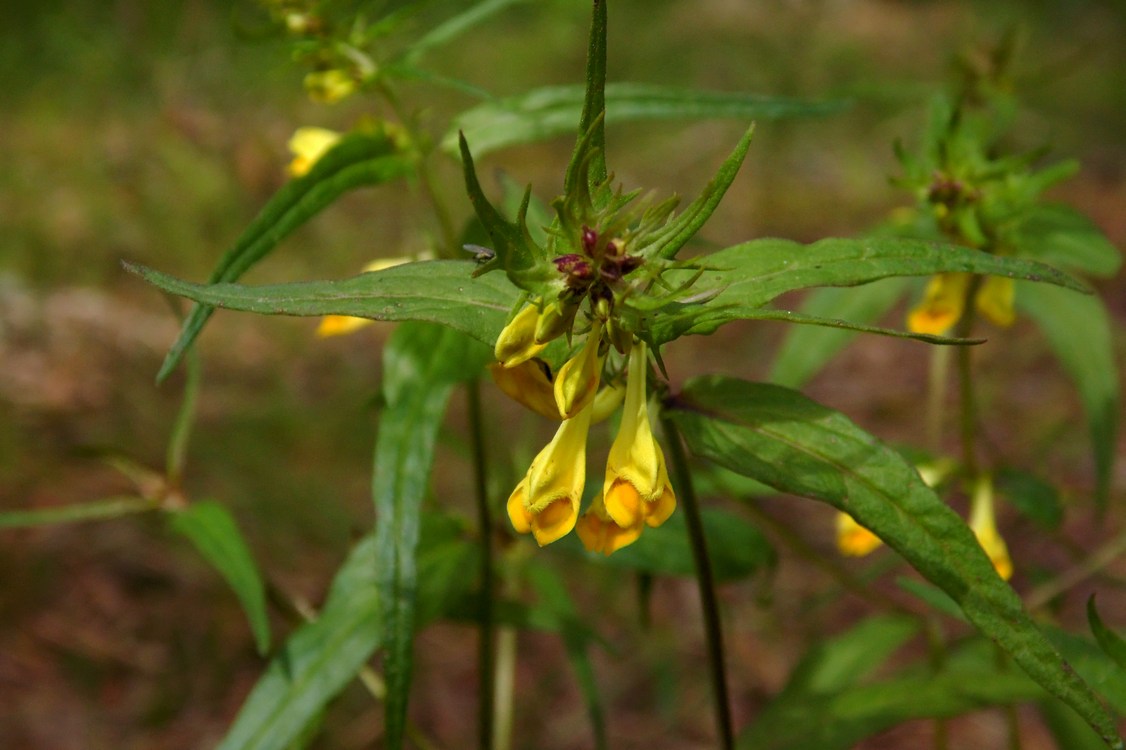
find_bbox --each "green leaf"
[526,563,607,750]
[1040,699,1112,750]
[1017,282,1119,509]
[582,508,774,582]
[170,501,271,655]
[216,515,469,750]
[154,132,415,382]
[375,322,490,750]
[0,496,157,528]
[126,259,518,349]
[565,0,608,194]
[458,134,555,292]
[1087,596,1126,672]
[780,615,920,696]
[646,125,755,261]
[769,278,909,388]
[666,376,1122,748]
[995,467,1063,531]
[216,535,382,750]
[445,83,846,158]
[402,0,526,65]
[648,236,1088,343]
[738,667,1043,750]
[1015,204,1123,278]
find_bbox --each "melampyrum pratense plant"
[5,2,1123,748]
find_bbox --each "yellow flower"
[976,275,1015,327]
[316,257,418,337]
[576,492,644,555]
[601,341,676,531]
[835,512,882,557]
[507,400,594,546]
[553,320,604,419]
[489,359,561,420]
[494,303,548,368]
[304,69,356,104]
[490,358,625,423]
[968,474,1013,580]
[907,273,1016,334]
[287,126,343,178]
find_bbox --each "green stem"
[953,276,984,478]
[660,414,734,750]
[1026,527,1126,610]
[926,345,950,455]
[466,379,495,750]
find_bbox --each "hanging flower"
[576,492,644,556]
[907,272,1016,335]
[287,126,342,178]
[494,303,548,368]
[553,320,604,419]
[507,400,594,546]
[968,474,1013,580]
[599,341,675,533]
[836,513,881,557]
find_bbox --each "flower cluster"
[493,223,677,554]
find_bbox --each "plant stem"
[1026,527,1126,610]
[926,345,950,455]
[953,276,984,478]
[660,414,734,750]
[467,379,495,750]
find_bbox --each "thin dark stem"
[467,379,495,750]
[954,276,984,478]
[660,414,734,750]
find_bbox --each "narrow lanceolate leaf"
[155,132,415,382]
[216,535,382,750]
[667,376,1122,748]
[565,0,608,193]
[375,322,491,750]
[646,125,755,261]
[1016,204,1123,279]
[1087,596,1126,671]
[738,665,1043,750]
[1017,282,1119,508]
[126,259,518,349]
[0,496,157,528]
[770,278,909,388]
[646,236,1088,344]
[216,518,473,750]
[444,83,846,158]
[402,0,527,65]
[170,501,271,655]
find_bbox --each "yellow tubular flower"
[976,275,1015,328]
[287,126,342,178]
[316,258,414,337]
[969,474,1013,581]
[907,273,969,335]
[836,512,882,557]
[553,320,604,420]
[488,359,561,420]
[495,303,547,368]
[506,401,595,546]
[602,341,676,530]
[576,492,644,555]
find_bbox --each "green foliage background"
[1,0,1124,748]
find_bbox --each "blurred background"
[1,0,1124,747]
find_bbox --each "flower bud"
[495,303,547,367]
[554,321,604,419]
